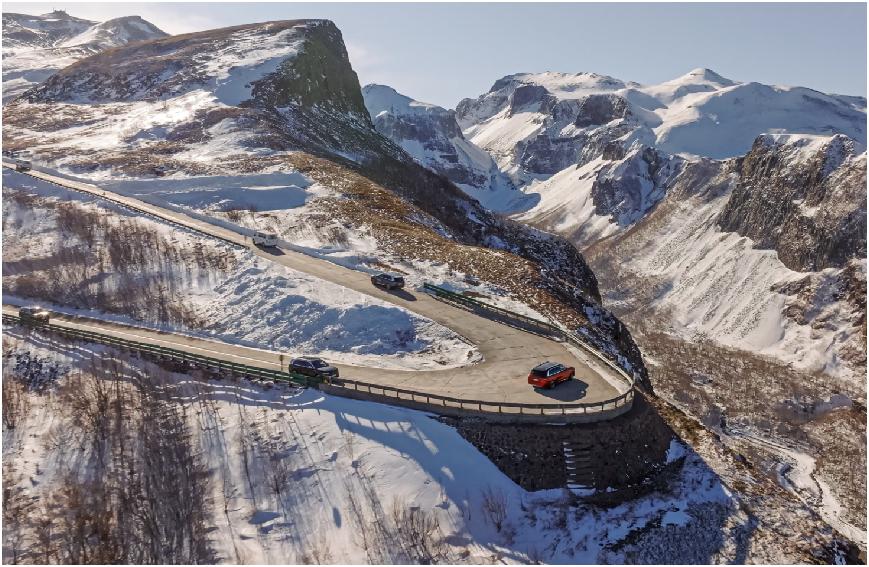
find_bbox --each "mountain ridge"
[2,10,168,103]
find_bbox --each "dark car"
[289,356,339,380]
[19,306,50,325]
[528,361,575,389]
[371,272,405,290]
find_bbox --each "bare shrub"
[2,462,33,564]
[3,192,231,328]
[2,374,30,430]
[481,485,508,532]
[391,498,445,564]
[41,355,215,563]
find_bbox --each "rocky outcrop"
[718,134,867,272]
[251,21,369,122]
[362,84,527,212]
[591,145,682,226]
[574,93,631,127]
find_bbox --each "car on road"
[370,272,405,290]
[19,306,50,325]
[528,361,575,389]
[13,158,31,172]
[252,231,278,247]
[289,356,339,380]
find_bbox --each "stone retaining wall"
[442,394,675,492]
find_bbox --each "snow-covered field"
[3,330,746,564]
[2,169,478,370]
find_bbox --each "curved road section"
[2,163,628,408]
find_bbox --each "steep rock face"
[362,84,527,212]
[252,21,369,121]
[591,145,682,226]
[718,134,867,272]
[2,11,167,103]
[584,136,867,382]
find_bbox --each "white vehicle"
[252,231,278,247]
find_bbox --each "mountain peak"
[60,15,168,49]
[362,83,443,118]
[39,9,78,20]
[678,67,735,86]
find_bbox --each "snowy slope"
[362,84,529,212]
[2,169,478,370]
[2,11,167,103]
[3,331,747,564]
[586,135,867,384]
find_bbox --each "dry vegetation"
[283,153,647,372]
[1,330,499,564]
[2,339,214,564]
[2,189,236,327]
[627,320,866,536]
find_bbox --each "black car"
[289,356,339,379]
[371,272,405,290]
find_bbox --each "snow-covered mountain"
[4,18,650,384]
[452,68,867,383]
[362,84,529,212]
[2,10,167,103]
[458,68,865,163]
[587,134,866,382]
[457,68,866,243]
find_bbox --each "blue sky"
[6,2,867,108]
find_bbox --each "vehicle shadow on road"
[260,246,286,256]
[385,288,417,302]
[533,378,589,402]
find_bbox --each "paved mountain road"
[2,163,625,406]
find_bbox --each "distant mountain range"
[2,10,167,102]
[362,69,866,383]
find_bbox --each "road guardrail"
[2,314,318,387]
[4,312,635,422]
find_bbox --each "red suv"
[528,361,575,389]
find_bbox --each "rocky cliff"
[362,84,528,212]
[718,134,867,272]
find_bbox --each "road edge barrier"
[2,314,318,387]
[4,311,635,423]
